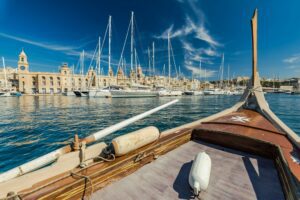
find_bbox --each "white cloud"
[155,17,220,48]
[185,64,216,78]
[283,54,300,64]
[0,32,93,58]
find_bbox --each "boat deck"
[92,140,284,200]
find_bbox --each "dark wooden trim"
[19,128,193,199]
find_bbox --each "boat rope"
[249,86,264,93]
[95,154,116,162]
[70,171,94,200]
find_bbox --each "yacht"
[106,85,158,98]
[203,88,225,95]
[0,91,22,97]
[183,90,204,96]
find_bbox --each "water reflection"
[0,94,299,172]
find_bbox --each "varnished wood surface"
[92,140,284,200]
[18,128,192,199]
[198,109,300,181]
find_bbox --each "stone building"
[1,49,199,94]
[16,50,119,94]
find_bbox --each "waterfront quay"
[0,50,252,95]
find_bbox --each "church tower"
[18,49,29,73]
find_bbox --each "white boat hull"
[110,90,158,98]
[88,90,111,98]
[159,90,182,97]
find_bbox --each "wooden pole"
[251,9,258,86]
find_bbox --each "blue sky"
[0,0,300,80]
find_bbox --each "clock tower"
[18,49,29,73]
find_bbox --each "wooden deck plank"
[92,140,285,200]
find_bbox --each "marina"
[0,1,300,199]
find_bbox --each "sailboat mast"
[152,41,155,76]
[98,36,101,76]
[168,32,171,86]
[148,47,151,76]
[227,64,230,87]
[81,50,85,76]
[199,60,202,81]
[251,9,258,86]
[108,15,112,75]
[2,57,7,89]
[135,48,137,81]
[130,11,134,71]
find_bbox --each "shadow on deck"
[92,140,285,200]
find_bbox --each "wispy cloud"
[0,32,93,58]
[154,0,222,78]
[155,16,220,48]
[283,54,300,64]
[185,64,216,78]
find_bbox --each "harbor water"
[0,94,299,173]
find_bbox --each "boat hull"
[110,90,158,98]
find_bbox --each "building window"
[32,77,36,86]
[50,77,53,86]
[21,57,24,62]
[57,77,61,86]
[42,76,46,86]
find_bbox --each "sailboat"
[203,54,226,95]
[0,57,22,97]
[104,12,158,98]
[158,31,183,97]
[0,9,299,200]
[73,50,89,97]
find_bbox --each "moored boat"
[203,88,225,95]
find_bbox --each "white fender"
[112,126,159,156]
[188,152,211,195]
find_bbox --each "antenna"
[251,9,258,86]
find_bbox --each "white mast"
[219,53,224,88]
[148,47,151,76]
[108,15,112,75]
[152,41,155,76]
[168,31,171,86]
[199,60,202,81]
[130,11,134,71]
[135,48,137,81]
[227,64,230,87]
[2,57,7,89]
[98,36,101,76]
[81,50,85,76]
